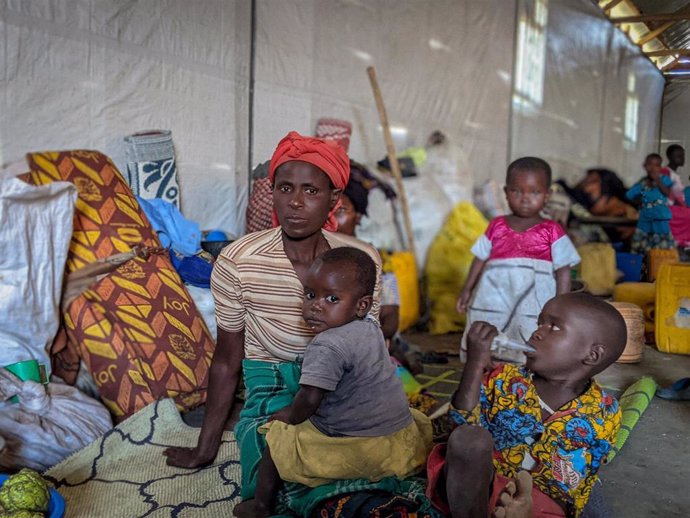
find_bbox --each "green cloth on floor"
[608,376,657,462]
[277,476,441,518]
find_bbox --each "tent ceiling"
[597,0,690,77]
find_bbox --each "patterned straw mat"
[45,399,241,517]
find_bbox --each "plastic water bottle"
[491,332,536,354]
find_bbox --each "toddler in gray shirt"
[240,247,432,518]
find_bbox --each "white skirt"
[461,257,556,364]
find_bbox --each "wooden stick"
[366,66,417,260]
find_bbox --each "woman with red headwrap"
[163,132,391,511]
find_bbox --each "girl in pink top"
[457,157,580,362]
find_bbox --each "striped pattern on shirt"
[211,227,382,363]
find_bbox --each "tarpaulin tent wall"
[661,81,690,154]
[0,0,665,239]
[511,0,664,186]
[1,1,252,237]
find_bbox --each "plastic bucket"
[616,252,643,283]
[0,474,65,518]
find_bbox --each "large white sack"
[0,177,76,376]
[186,285,217,342]
[0,369,112,471]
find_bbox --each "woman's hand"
[163,446,216,469]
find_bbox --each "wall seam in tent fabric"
[596,24,614,166]
[507,0,521,170]
[658,84,667,154]
[248,0,257,190]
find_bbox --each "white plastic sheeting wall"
[1,0,251,237]
[510,0,664,186]
[661,81,690,174]
[253,0,516,262]
[253,0,515,179]
[1,0,666,245]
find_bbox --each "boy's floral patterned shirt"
[449,363,620,517]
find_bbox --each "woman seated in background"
[335,161,400,343]
[557,168,638,246]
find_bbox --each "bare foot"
[492,471,533,518]
[233,500,257,518]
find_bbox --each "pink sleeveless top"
[486,216,566,261]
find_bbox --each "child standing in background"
[627,153,676,255]
[457,157,580,363]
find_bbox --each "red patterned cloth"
[245,177,274,233]
[315,117,352,153]
[269,131,350,232]
[426,443,565,517]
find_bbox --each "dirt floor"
[403,330,690,518]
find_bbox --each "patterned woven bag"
[21,150,214,421]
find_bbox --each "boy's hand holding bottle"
[465,321,498,372]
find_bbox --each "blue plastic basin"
[0,474,65,518]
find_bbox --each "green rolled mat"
[607,376,657,462]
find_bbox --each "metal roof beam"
[635,2,690,45]
[646,48,690,56]
[611,13,690,23]
[602,0,626,12]
[662,57,681,71]
[637,21,676,45]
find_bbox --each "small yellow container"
[380,250,419,332]
[613,282,656,336]
[655,262,690,355]
[577,243,617,296]
[647,248,679,282]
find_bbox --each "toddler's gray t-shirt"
[299,318,412,437]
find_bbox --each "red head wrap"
[269,131,350,232]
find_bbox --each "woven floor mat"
[45,398,240,517]
[416,364,462,401]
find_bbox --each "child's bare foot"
[492,471,533,518]
[233,499,270,518]
[233,500,255,518]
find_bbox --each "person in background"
[428,293,626,518]
[457,157,580,363]
[626,153,676,256]
[661,144,686,206]
[240,247,431,518]
[335,161,400,344]
[245,161,273,234]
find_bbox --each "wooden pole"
[366,66,417,261]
